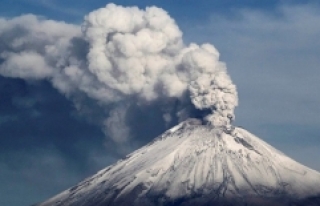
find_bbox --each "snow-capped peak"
[38,119,320,206]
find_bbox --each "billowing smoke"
[0,4,237,145]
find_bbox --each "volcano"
[37,119,320,206]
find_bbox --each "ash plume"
[0,4,238,144]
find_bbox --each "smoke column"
[0,4,238,144]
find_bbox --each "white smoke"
[103,105,130,144]
[0,4,238,144]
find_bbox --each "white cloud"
[0,51,52,79]
[0,4,239,144]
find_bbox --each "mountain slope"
[37,119,320,206]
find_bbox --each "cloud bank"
[0,4,237,144]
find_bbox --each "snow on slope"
[38,119,320,206]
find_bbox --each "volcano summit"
[37,119,320,206]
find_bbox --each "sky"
[0,1,319,206]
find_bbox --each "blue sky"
[0,1,320,206]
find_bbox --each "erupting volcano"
[1,3,318,206]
